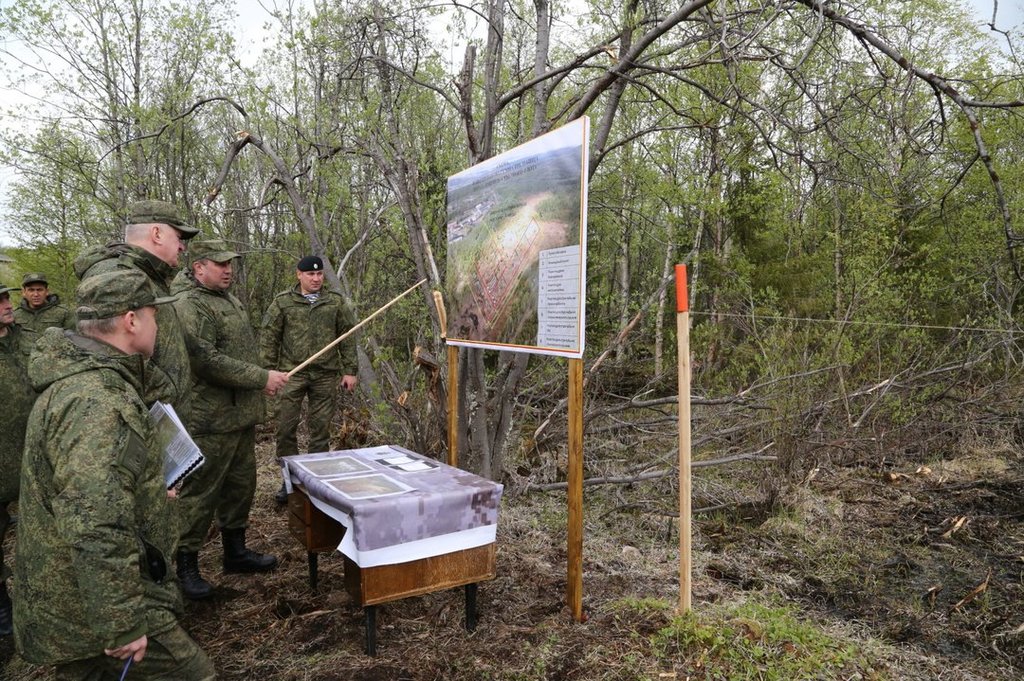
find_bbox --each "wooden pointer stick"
[287,278,428,378]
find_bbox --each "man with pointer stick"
[261,255,360,504]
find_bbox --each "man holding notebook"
[173,239,288,600]
[14,269,214,680]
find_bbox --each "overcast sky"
[0,0,1022,248]
[969,0,1024,26]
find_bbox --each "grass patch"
[651,601,884,680]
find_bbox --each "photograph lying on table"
[325,473,414,499]
[295,456,373,478]
[376,453,440,473]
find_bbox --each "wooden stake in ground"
[676,263,692,613]
[287,278,427,378]
[567,357,584,621]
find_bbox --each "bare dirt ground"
[3,434,1024,680]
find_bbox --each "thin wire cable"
[689,310,1022,335]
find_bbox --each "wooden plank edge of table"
[344,542,497,606]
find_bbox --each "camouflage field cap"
[21,272,48,286]
[76,269,177,320]
[127,199,200,238]
[0,283,19,297]
[190,239,240,264]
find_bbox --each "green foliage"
[1,0,1023,481]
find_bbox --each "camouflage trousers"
[177,428,256,553]
[275,371,338,459]
[0,502,10,582]
[54,624,215,680]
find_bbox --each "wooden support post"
[434,290,458,468]
[567,357,584,621]
[447,345,459,467]
[676,264,692,613]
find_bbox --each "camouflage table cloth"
[282,445,502,567]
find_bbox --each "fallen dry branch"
[950,569,992,611]
[533,270,678,442]
[523,447,777,492]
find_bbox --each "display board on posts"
[443,117,590,621]
[444,117,589,359]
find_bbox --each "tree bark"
[531,0,551,137]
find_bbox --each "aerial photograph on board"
[446,118,587,353]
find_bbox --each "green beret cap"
[76,269,176,320]
[127,199,200,238]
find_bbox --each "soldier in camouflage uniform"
[0,282,35,637]
[173,240,289,600]
[14,269,214,680]
[74,199,199,423]
[13,272,75,354]
[260,255,358,503]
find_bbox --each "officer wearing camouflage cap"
[14,269,215,679]
[260,255,358,503]
[173,240,289,599]
[13,271,75,354]
[0,282,35,637]
[74,199,200,424]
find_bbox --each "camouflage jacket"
[13,294,75,355]
[74,242,191,422]
[259,285,357,375]
[174,271,268,435]
[14,328,181,664]
[169,268,191,296]
[0,325,36,502]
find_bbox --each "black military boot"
[0,581,12,636]
[222,527,278,573]
[175,550,213,600]
[274,481,288,505]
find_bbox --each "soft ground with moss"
[2,437,1022,679]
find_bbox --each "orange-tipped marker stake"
[676,264,691,613]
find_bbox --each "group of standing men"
[0,199,359,679]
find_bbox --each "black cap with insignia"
[296,255,323,272]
